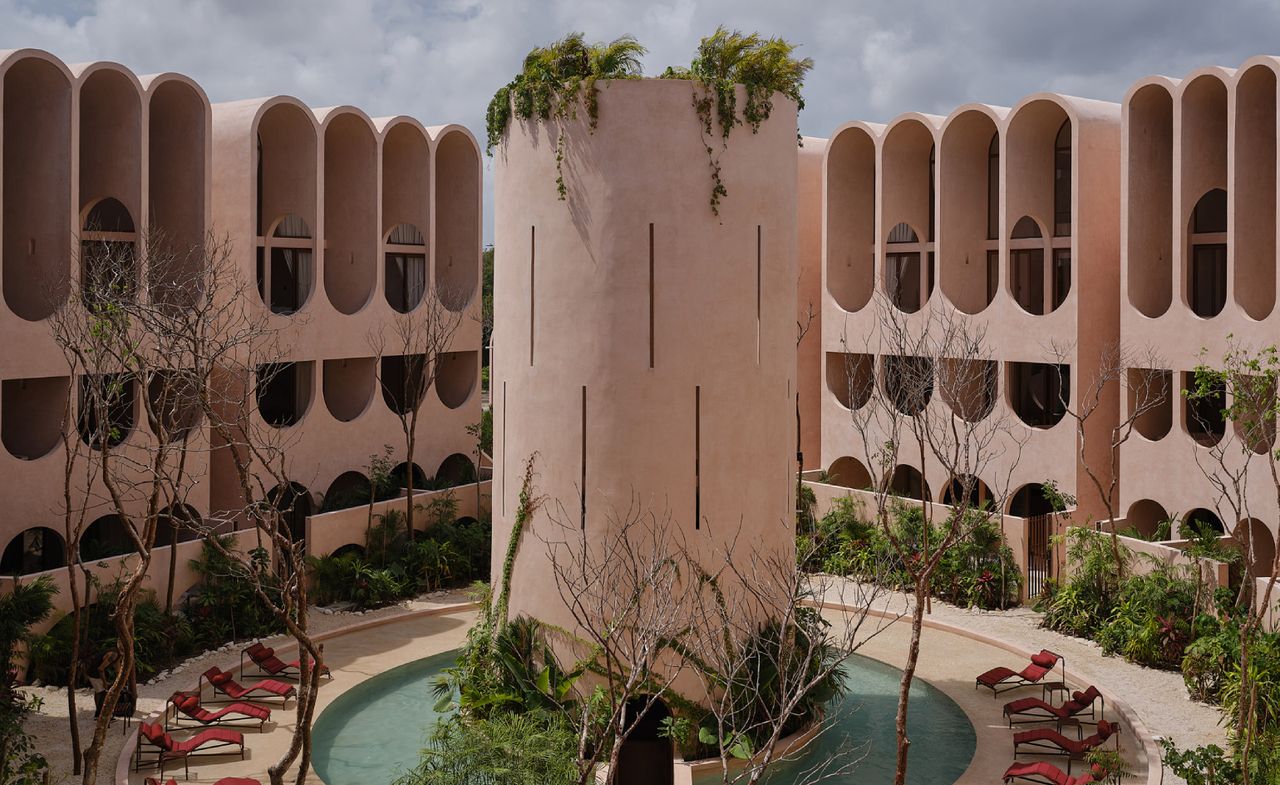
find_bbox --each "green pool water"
[312,650,975,785]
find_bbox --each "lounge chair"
[976,649,1064,697]
[200,666,296,704]
[1003,685,1104,728]
[1003,760,1101,785]
[146,779,262,785]
[134,722,244,777]
[241,642,330,680]
[166,690,270,730]
[1013,720,1120,773]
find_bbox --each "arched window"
[81,197,138,308]
[1189,189,1227,318]
[1,527,66,575]
[267,482,314,542]
[928,144,936,242]
[1009,216,1069,314]
[81,514,134,560]
[1054,120,1072,236]
[987,132,999,241]
[257,362,312,427]
[883,355,933,416]
[885,223,932,313]
[385,222,427,313]
[886,465,930,502]
[1009,362,1069,429]
[941,475,993,510]
[256,214,314,314]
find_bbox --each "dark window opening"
[1054,120,1072,237]
[257,362,309,427]
[78,374,136,447]
[1010,484,1056,517]
[257,215,313,315]
[887,465,930,501]
[986,250,999,305]
[385,223,426,313]
[81,198,138,308]
[1190,189,1228,318]
[885,223,932,312]
[1,527,66,575]
[267,482,313,542]
[987,132,1000,240]
[942,475,993,510]
[883,355,933,416]
[1011,248,1045,314]
[1010,362,1069,429]
[81,514,135,561]
[380,354,427,415]
[1186,372,1226,446]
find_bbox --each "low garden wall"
[2,480,493,640]
[305,480,491,558]
[801,478,1033,599]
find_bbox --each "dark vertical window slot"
[580,385,587,529]
[501,381,507,515]
[649,223,655,369]
[695,385,701,530]
[529,226,536,366]
[747,224,757,363]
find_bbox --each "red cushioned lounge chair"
[976,649,1064,697]
[1013,719,1121,773]
[166,690,270,730]
[241,642,330,680]
[1003,760,1101,785]
[134,722,244,777]
[200,666,296,704]
[1003,685,1104,728]
[146,779,262,785]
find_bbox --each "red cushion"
[175,693,200,711]
[1004,760,1069,785]
[977,666,1016,686]
[1030,651,1058,668]
[209,670,232,686]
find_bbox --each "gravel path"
[22,589,473,785]
[818,578,1229,785]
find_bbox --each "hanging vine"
[662,27,813,215]
[485,32,647,199]
[485,29,812,214]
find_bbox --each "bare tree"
[1047,340,1170,572]
[684,533,896,785]
[1185,341,1280,784]
[54,348,96,775]
[50,229,216,784]
[536,498,694,785]
[369,289,465,541]
[841,297,1025,785]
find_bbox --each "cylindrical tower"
[492,78,798,632]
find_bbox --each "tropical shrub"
[1094,564,1202,669]
[29,580,197,685]
[0,576,55,785]
[392,710,579,785]
[183,538,282,649]
[803,500,1021,609]
[1039,528,1128,637]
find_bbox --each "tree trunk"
[406,424,417,542]
[893,582,927,785]
[64,566,83,775]
[164,519,178,614]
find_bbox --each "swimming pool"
[312,650,975,785]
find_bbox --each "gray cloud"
[4,0,1280,241]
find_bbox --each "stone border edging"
[817,601,1162,785]
[113,600,479,785]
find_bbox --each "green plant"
[184,538,282,649]
[1085,748,1132,784]
[1160,739,1243,785]
[393,709,579,785]
[0,577,55,784]
[485,32,647,197]
[661,27,812,214]
[1096,563,1199,668]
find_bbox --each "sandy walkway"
[24,589,474,785]
[25,582,1228,785]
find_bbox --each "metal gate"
[1026,514,1053,598]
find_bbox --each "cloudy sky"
[4,0,1280,241]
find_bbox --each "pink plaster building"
[0,49,483,613]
